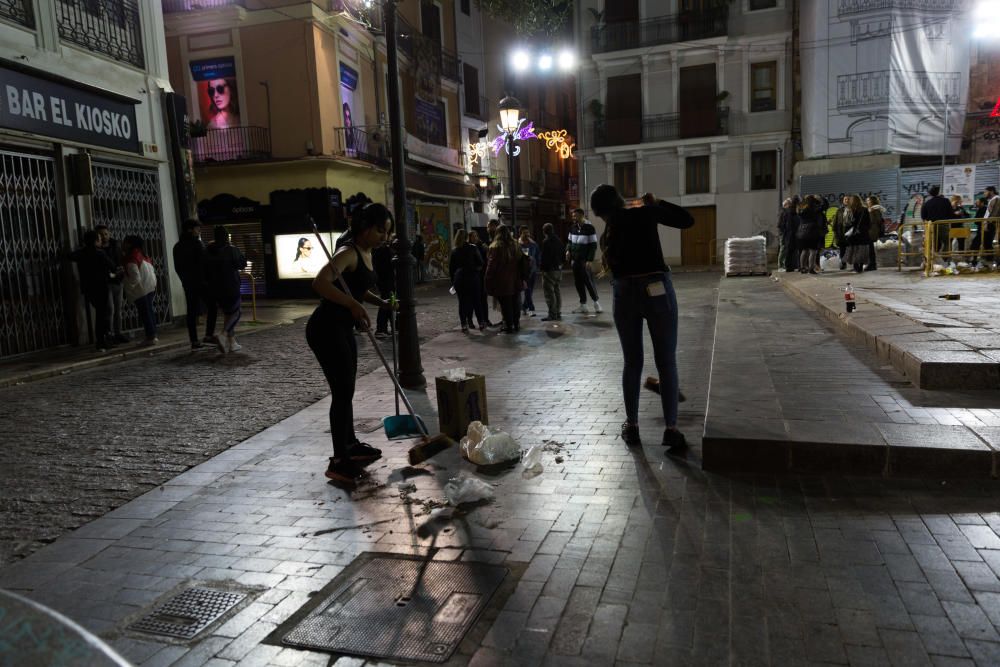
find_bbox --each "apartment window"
[685,156,710,194]
[751,150,777,190]
[750,62,777,112]
[748,0,778,9]
[461,0,470,14]
[614,162,637,199]
[463,64,480,117]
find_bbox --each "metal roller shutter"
[800,169,900,218]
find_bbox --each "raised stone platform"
[777,271,1000,390]
[703,277,1000,477]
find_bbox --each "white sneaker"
[573,304,590,314]
[228,337,242,353]
[216,335,229,353]
[593,301,603,313]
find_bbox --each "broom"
[311,223,456,464]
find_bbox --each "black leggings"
[572,260,598,304]
[306,306,357,459]
[498,294,520,330]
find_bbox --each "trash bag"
[459,420,520,465]
[819,254,840,272]
[444,475,495,506]
[444,367,468,381]
[521,445,543,472]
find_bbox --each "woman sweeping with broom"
[307,203,394,483]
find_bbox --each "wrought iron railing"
[191,126,271,163]
[590,9,728,54]
[56,0,144,68]
[397,15,461,83]
[162,0,244,11]
[0,0,34,28]
[331,126,389,167]
[592,108,729,147]
[838,0,967,15]
[837,70,960,109]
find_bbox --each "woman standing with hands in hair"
[307,203,395,484]
[592,186,694,452]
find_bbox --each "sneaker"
[573,304,590,314]
[95,345,107,353]
[228,337,242,353]
[191,341,205,351]
[203,335,217,344]
[138,337,158,347]
[593,301,603,313]
[541,316,557,322]
[216,335,229,354]
[461,326,469,333]
[348,442,383,464]
[374,331,389,339]
[325,458,366,483]
[620,422,641,447]
[529,310,536,317]
[662,429,688,453]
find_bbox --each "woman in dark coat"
[796,195,827,274]
[781,196,801,271]
[449,229,484,333]
[843,195,872,273]
[484,225,521,333]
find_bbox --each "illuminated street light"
[558,49,575,71]
[538,54,553,71]
[498,96,523,231]
[511,50,531,72]
[974,1,1000,38]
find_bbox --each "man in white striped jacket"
[565,208,602,314]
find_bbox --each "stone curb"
[775,272,1000,390]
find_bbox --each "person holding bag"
[122,235,158,346]
[843,195,872,273]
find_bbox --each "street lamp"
[498,95,523,230]
[478,173,489,189]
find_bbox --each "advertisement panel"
[190,57,240,130]
[275,232,341,279]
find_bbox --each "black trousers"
[571,260,598,304]
[306,306,357,459]
[184,285,205,345]
[498,294,520,331]
[86,288,110,348]
[454,269,481,327]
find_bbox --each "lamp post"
[498,95,523,231]
[382,1,424,388]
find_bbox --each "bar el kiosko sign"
[0,61,141,154]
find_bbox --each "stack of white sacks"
[724,236,767,275]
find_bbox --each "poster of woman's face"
[275,233,341,279]
[190,58,241,130]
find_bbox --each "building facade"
[0,0,180,359]
[574,0,792,266]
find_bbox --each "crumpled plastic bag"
[444,475,495,506]
[819,254,839,272]
[444,367,468,381]
[522,445,543,472]
[460,420,520,465]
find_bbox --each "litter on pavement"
[444,475,495,506]
[459,420,520,465]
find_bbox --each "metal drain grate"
[283,556,507,662]
[130,587,246,640]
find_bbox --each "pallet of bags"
[724,236,768,276]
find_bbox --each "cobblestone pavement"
[0,282,460,566]
[9,274,1000,665]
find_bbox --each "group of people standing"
[779,193,884,274]
[172,219,247,353]
[72,225,160,351]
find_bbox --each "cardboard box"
[435,373,488,439]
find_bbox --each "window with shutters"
[614,162,637,199]
[750,62,777,112]
[686,156,710,194]
[751,150,777,190]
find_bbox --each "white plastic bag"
[522,445,543,472]
[444,367,468,381]
[449,285,457,295]
[460,420,520,465]
[444,475,495,506]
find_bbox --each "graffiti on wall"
[416,205,450,279]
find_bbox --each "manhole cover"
[283,556,507,662]
[129,587,246,640]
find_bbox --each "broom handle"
[312,224,430,438]
[390,304,400,416]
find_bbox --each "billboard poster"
[800,1,972,158]
[943,164,976,205]
[275,233,341,279]
[190,57,240,130]
[340,62,359,154]
[414,97,446,146]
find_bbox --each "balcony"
[405,132,463,173]
[591,9,727,54]
[838,0,965,16]
[464,95,489,121]
[837,70,960,110]
[397,15,461,83]
[191,126,271,164]
[0,0,34,28]
[162,0,244,11]
[331,126,389,168]
[56,0,144,68]
[592,108,729,147]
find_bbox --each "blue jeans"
[134,292,157,339]
[612,272,679,428]
[522,271,537,312]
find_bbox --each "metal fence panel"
[91,161,171,331]
[0,150,68,358]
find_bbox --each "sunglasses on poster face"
[209,84,228,94]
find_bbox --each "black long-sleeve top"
[449,243,482,284]
[540,235,565,271]
[602,199,695,278]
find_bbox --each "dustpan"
[382,299,426,440]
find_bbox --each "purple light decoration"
[491,118,537,156]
